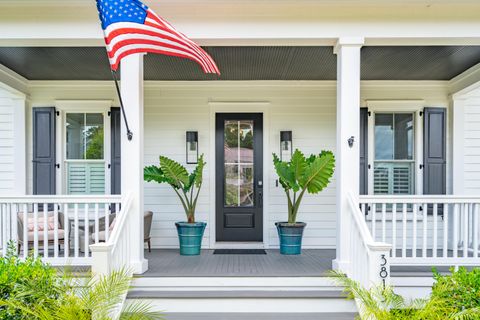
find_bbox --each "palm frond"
[120,301,165,320]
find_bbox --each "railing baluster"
[95,204,99,244]
[23,204,28,259]
[84,203,89,258]
[1,204,6,256]
[372,203,376,241]
[463,203,469,258]
[433,204,438,258]
[33,203,38,258]
[453,203,459,258]
[422,203,427,258]
[402,203,407,258]
[54,204,59,258]
[74,204,79,258]
[43,203,48,258]
[443,204,449,258]
[412,203,417,258]
[11,204,18,254]
[474,203,479,258]
[64,204,69,258]
[381,203,386,242]
[392,204,396,258]
[105,203,110,242]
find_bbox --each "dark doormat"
[213,249,267,255]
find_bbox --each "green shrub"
[432,267,480,314]
[0,241,66,320]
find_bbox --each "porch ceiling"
[0,46,479,81]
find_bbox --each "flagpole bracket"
[127,130,133,141]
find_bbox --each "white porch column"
[120,53,148,274]
[332,37,364,272]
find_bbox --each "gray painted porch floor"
[141,249,336,277]
[139,249,458,278]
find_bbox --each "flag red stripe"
[144,17,218,73]
[146,11,220,74]
[111,47,211,72]
[108,39,208,70]
[107,35,208,67]
[106,26,215,72]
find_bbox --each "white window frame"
[366,100,424,196]
[54,100,112,195]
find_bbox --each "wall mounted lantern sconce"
[348,136,355,148]
[280,131,293,161]
[186,131,199,164]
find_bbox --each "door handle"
[258,191,263,208]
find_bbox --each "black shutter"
[423,107,446,195]
[360,108,368,195]
[33,107,56,196]
[111,107,121,195]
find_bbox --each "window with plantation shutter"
[373,113,415,195]
[65,113,106,195]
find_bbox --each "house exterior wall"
[19,80,451,249]
[455,92,480,195]
[0,86,25,195]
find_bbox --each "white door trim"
[208,102,271,249]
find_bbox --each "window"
[65,113,105,194]
[374,113,415,195]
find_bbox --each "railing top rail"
[348,196,375,246]
[359,195,480,204]
[0,195,122,204]
[106,193,133,250]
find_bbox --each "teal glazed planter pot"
[175,222,207,256]
[275,222,307,255]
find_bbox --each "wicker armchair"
[17,211,65,252]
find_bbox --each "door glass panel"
[240,164,254,206]
[224,120,254,207]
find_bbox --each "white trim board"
[208,102,271,249]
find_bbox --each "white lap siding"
[0,87,25,195]
[24,81,451,249]
[463,98,480,194]
[143,84,338,249]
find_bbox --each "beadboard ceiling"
[0,46,479,81]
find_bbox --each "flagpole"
[111,70,133,141]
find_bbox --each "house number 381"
[379,254,388,287]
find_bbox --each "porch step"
[127,289,346,299]
[161,312,357,320]
[127,276,357,314]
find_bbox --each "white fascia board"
[0,65,29,97]
[1,2,480,46]
[450,63,480,98]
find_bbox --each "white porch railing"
[360,195,480,267]
[347,193,392,288]
[0,195,121,266]
[90,193,133,275]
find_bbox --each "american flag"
[96,0,220,74]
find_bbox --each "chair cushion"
[27,216,55,231]
[27,229,65,242]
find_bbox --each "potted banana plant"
[144,155,206,256]
[273,149,335,255]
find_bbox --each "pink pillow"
[27,216,55,231]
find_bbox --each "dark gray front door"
[216,113,263,242]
